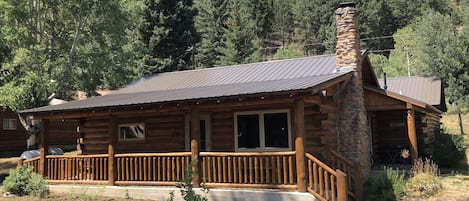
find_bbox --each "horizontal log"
[307,188,328,201]
[115,152,191,157]
[200,151,295,157]
[23,157,40,163]
[305,153,337,176]
[48,180,108,185]
[115,181,178,186]
[46,154,108,159]
[204,183,297,190]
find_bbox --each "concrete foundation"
[49,185,317,201]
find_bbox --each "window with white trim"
[118,123,145,141]
[3,119,17,130]
[234,110,291,151]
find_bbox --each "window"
[235,110,291,151]
[3,119,17,130]
[118,123,145,141]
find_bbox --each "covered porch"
[21,93,362,201]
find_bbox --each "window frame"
[117,123,146,142]
[234,109,292,152]
[3,118,17,130]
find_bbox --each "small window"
[3,119,17,130]
[118,123,145,141]
[235,110,291,151]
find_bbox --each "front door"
[185,114,211,151]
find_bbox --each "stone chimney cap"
[339,2,355,8]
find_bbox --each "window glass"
[264,113,289,148]
[237,114,260,148]
[3,119,17,130]
[119,124,145,141]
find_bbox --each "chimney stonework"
[335,3,372,177]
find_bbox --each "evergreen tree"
[194,0,228,68]
[216,0,261,65]
[139,0,199,74]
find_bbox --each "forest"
[0,0,468,111]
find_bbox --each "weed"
[365,167,407,201]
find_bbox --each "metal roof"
[378,76,443,106]
[21,55,350,113]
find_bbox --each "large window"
[118,123,145,141]
[3,119,17,130]
[235,110,291,151]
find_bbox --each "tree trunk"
[458,108,465,135]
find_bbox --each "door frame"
[185,114,211,151]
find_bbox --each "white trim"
[2,119,17,130]
[234,109,292,152]
[118,123,145,141]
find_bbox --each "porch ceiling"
[20,72,351,114]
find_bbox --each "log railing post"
[108,117,116,185]
[191,108,201,187]
[108,144,115,185]
[39,119,49,177]
[294,98,306,192]
[406,103,418,162]
[336,170,348,201]
[354,162,364,201]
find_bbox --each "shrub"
[2,166,48,197]
[365,167,407,201]
[406,173,442,197]
[168,159,209,201]
[433,132,466,168]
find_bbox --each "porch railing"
[200,151,296,189]
[46,154,109,182]
[23,157,40,173]
[330,151,363,200]
[114,152,191,186]
[22,151,352,201]
[306,153,347,201]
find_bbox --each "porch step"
[49,184,318,201]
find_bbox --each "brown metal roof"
[378,76,444,107]
[21,55,352,113]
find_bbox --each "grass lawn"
[441,113,469,136]
[0,157,19,175]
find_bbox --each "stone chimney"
[335,2,372,178]
[335,2,361,75]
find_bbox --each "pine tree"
[194,0,228,68]
[216,0,261,65]
[139,0,199,74]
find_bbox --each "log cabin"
[18,3,444,201]
[0,108,28,154]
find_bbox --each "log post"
[336,170,348,201]
[191,108,201,187]
[406,103,418,162]
[108,117,116,185]
[294,98,307,192]
[39,119,49,177]
[354,162,364,201]
[108,144,115,185]
[17,159,23,166]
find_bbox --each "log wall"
[0,109,28,152]
[48,119,79,146]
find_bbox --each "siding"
[0,110,28,152]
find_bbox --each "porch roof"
[20,72,351,114]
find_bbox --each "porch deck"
[22,151,362,201]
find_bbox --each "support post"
[294,98,307,192]
[39,119,49,177]
[336,170,348,201]
[354,162,364,201]
[406,103,418,162]
[190,108,200,187]
[108,144,115,185]
[108,117,116,185]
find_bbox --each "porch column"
[190,108,201,187]
[108,117,117,185]
[39,119,49,177]
[294,99,307,192]
[406,103,418,162]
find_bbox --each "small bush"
[168,159,209,201]
[365,167,407,201]
[433,132,466,168]
[406,173,442,197]
[2,166,48,197]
